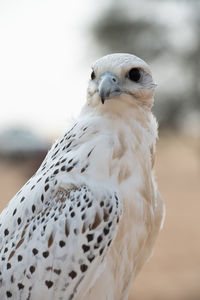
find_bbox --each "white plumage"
[0,53,164,300]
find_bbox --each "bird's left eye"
[91,71,96,80]
[128,68,141,82]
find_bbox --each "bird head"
[87,53,157,111]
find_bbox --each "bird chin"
[100,91,122,104]
[87,91,141,110]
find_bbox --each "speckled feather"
[0,121,122,300]
[0,53,164,300]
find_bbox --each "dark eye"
[128,68,141,82]
[91,70,95,80]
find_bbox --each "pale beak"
[98,72,123,104]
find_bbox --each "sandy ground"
[0,135,199,300]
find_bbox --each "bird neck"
[82,95,154,133]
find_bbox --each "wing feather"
[0,184,122,300]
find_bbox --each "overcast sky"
[0,0,112,138]
[0,0,196,139]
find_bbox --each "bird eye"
[91,71,96,80]
[128,68,141,82]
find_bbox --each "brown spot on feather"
[91,212,101,229]
[112,132,126,160]
[16,238,24,249]
[103,209,109,221]
[82,223,86,233]
[8,250,15,261]
[118,167,131,184]
[65,220,69,237]
[48,233,54,248]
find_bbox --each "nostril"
[112,77,117,82]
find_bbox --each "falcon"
[0,53,165,300]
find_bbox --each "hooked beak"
[98,72,123,104]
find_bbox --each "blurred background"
[0,0,199,299]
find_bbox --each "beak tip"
[98,72,122,104]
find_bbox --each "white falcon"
[0,53,165,300]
